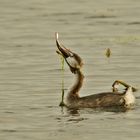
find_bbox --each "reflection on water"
[0,0,140,140]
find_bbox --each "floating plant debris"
[105,48,111,58]
[55,33,65,106]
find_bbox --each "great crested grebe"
[55,32,136,109]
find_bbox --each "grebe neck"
[67,70,84,102]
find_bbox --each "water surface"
[0,0,140,140]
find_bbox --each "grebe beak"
[55,32,73,59]
[55,32,83,74]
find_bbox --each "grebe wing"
[79,92,125,107]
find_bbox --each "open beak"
[55,32,73,59]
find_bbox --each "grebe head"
[55,32,83,74]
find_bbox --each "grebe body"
[55,33,136,109]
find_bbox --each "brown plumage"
[55,32,136,110]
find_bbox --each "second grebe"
[55,32,136,109]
